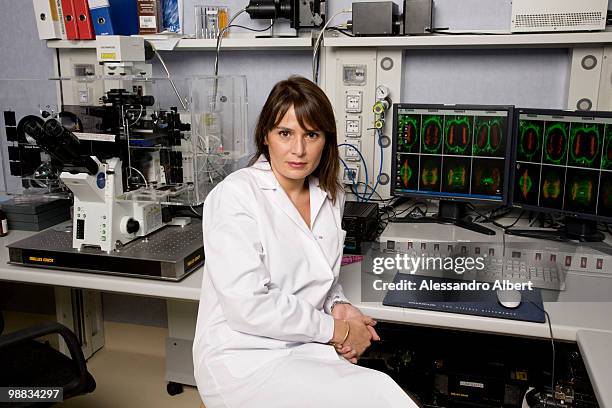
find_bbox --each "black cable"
[466,203,513,229]
[467,204,526,231]
[353,182,395,203]
[426,27,504,36]
[528,300,556,408]
[505,210,525,229]
[327,26,355,37]
[391,201,429,220]
[354,183,383,201]
[226,21,275,32]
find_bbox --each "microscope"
[3,60,247,280]
[16,93,189,253]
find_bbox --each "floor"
[3,312,202,408]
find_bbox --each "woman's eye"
[279,130,290,137]
[306,132,320,139]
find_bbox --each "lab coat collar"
[309,176,328,226]
[251,155,332,253]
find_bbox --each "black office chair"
[0,311,96,407]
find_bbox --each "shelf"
[47,31,612,52]
[47,34,313,51]
[174,36,312,50]
[324,31,612,49]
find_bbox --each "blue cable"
[338,142,369,199]
[339,157,368,201]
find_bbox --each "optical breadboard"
[8,221,204,281]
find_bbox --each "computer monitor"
[391,104,515,235]
[509,108,612,242]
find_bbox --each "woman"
[193,76,418,408]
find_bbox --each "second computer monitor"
[512,108,612,223]
[392,104,514,204]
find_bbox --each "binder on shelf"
[74,0,95,39]
[137,0,162,34]
[33,0,64,39]
[61,0,79,39]
[89,0,114,35]
[55,0,68,39]
[89,0,138,36]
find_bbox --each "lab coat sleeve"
[323,283,350,314]
[323,186,350,314]
[203,180,334,344]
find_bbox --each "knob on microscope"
[126,219,140,234]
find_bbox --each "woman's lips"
[287,162,307,169]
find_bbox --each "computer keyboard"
[406,251,565,291]
[465,256,564,290]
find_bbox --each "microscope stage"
[7,220,204,281]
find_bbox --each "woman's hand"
[332,303,381,341]
[343,317,375,359]
[332,304,380,363]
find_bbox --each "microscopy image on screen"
[597,172,612,218]
[473,116,506,157]
[395,154,419,190]
[393,107,510,202]
[443,115,473,156]
[568,123,603,169]
[442,157,471,194]
[543,121,569,165]
[517,120,543,163]
[471,158,504,196]
[564,168,598,215]
[421,115,443,154]
[397,114,421,153]
[602,126,612,170]
[539,165,565,210]
[419,156,442,192]
[513,162,540,206]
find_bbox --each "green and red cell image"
[396,154,419,190]
[568,123,603,169]
[421,115,443,154]
[419,156,442,192]
[443,115,472,156]
[543,121,569,166]
[539,165,564,210]
[513,162,540,206]
[473,116,506,157]
[517,120,543,162]
[397,114,421,153]
[442,157,470,194]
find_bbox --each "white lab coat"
[193,156,417,408]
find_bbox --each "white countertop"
[3,227,612,341]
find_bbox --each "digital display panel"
[513,110,612,221]
[392,106,512,203]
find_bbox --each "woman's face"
[265,105,326,185]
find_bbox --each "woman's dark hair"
[249,76,341,203]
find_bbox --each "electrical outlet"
[345,115,361,134]
[344,139,362,161]
[342,165,360,184]
[345,90,363,113]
